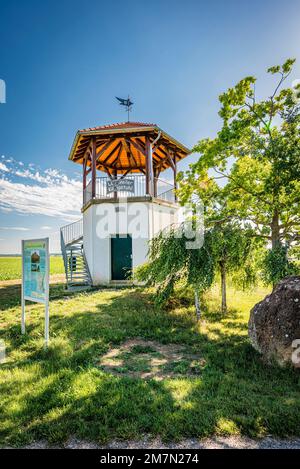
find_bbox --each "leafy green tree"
[210,223,257,313]
[262,244,299,287]
[135,224,215,320]
[136,221,256,316]
[179,59,300,284]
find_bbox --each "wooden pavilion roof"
[68,122,190,174]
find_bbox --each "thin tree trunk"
[194,290,201,321]
[220,261,227,314]
[271,208,283,289]
[271,208,280,250]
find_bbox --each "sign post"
[21,238,50,348]
[107,178,135,195]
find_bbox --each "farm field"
[1,278,300,447]
[0,256,64,281]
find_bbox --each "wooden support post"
[173,152,177,201]
[83,156,87,190]
[83,155,87,205]
[153,168,158,197]
[145,137,150,195]
[113,168,118,199]
[82,142,93,205]
[145,137,153,196]
[91,137,96,199]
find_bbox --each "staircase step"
[68,277,89,283]
[67,272,89,276]
[68,272,88,278]
[67,270,88,274]
[61,226,92,288]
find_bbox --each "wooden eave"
[68,125,190,174]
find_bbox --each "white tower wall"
[83,200,178,285]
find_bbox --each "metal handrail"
[60,218,83,246]
[60,218,92,287]
[83,175,175,205]
[60,229,68,284]
[82,249,92,285]
[157,188,176,203]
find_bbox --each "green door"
[111,234,132,280]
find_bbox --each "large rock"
[248,276,300,367]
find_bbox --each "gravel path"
[0,274,65,288]
[7,436,300,449]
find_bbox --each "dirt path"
[0,274,65,288]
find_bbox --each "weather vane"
[115,95,133,122]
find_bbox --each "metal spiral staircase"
[60,219,92,289]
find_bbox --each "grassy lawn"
[0,279,300,447]
[0,256,64,281]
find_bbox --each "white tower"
[60,122,190,288]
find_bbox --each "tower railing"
[83,174,176,205]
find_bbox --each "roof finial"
[115,95,134,122]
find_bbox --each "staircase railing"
[82,249,92,285]
[60,229,68,284]
[60,219,83,246]
[60,219,84,286]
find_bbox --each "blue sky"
[0,0,300,253]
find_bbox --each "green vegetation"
[0,256,64,281]
[1,280,300,447]
[179,59,300,285]
[135,222,259,316]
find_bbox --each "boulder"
[248,276,300,367]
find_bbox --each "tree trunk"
[194,290,201,321]
[271,208,280,250]
[220,261,227,314]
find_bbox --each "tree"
[210,223,257,313]
[179,59,300,284]
[135,224,215,320]
[135,221,256,316]
[262,244,299,287]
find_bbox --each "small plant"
[162,359,203,375]
[130,344,157,354]
[263,244,299,287]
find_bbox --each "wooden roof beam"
[101,141,122,165]
[134,137,161,163]
[125,138,138,167]
[110,143,123,167]
[79,139,93,164]
[96,138,114,159]
[166,149,176,171]
[129,138,147,157]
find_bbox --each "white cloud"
[0,162,9,172]
[0,158,82,221]
[41,226,52,230]
[0,226,30,231]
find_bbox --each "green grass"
[0,256,64,281]
[0,279,300,447]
